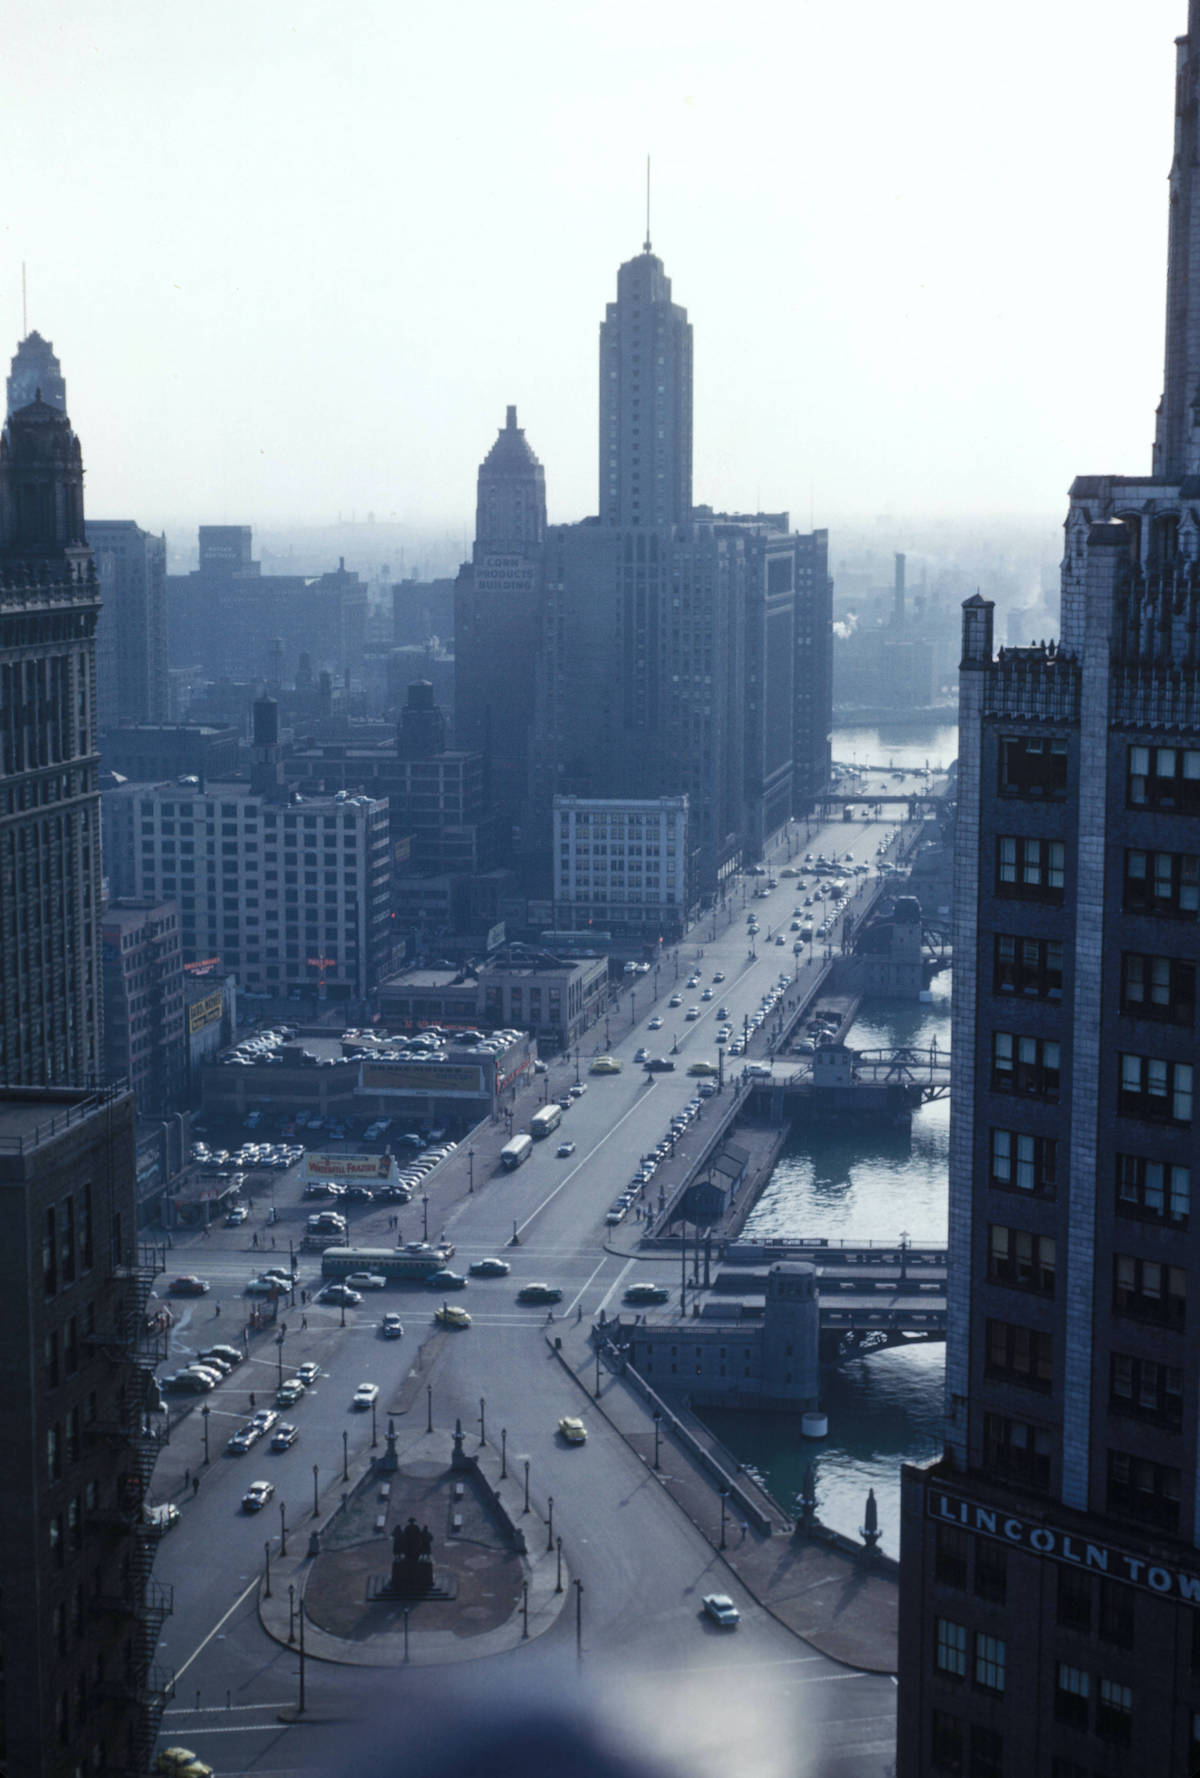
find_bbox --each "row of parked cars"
[160,1341,245,1394]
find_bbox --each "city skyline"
[1,0,1184,534]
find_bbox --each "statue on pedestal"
[390,1516,436,1595]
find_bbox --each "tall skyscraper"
[899,11,1200,1773]
[0,388,103,1087]
[89,520,169,734]
[453,407,547,844]
[6,330,67,416]
[598,245,693,527]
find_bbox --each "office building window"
[1109,1351,1184,1428]
[974,1539,1007,1604]
[1000,734,1068,797]
[990,1129,1057,1198]
[1120,953,1195,1023]
[1118,1052,1193,1122]
[1107,1450,1181,1532]
[1113,1253,1186,1328]
[930,1710,963,1773]
[985,1319,1053,1390]
[934,1524,968,1589]
[1055,1663,1089,1729]
[970,1726,1003,1778]
[994,934,1064,999]
[1097,1678,1132,1746]
[1098,1579,1134,1648]
[974,1633,1006,1693]
[1128,742,1200,811]
[1124,848,1200,917]
[992,1032,1061,1098]
[987,1225,1056,1294]
[1056,1565,1091,1632]
[935,1617,967,1678]
[996,835,1065,900]
[1116,1153,1189,1226]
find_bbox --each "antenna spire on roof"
[644,154,652,254]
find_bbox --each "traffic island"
[260,1419,568,1669]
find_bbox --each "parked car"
[144,1502,181,1536]
[225,1206,249,1226]
[169,1276,210,1297]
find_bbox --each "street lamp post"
[594,1343,602,1397]
[501,1427,507,1478]
[575,1577,584,1661]
[555,1534,564,1593]
[342,1429,349,1481]
[653,1410,662,1470]
[720,1487,730,1550]
[288,1582,296,1643]
[276,1329,286,1387]
[312,1464,319,1516]
[478,1397,486,1446]
[422,1195,430,1242]
[280,1500,288,1556]
[546,1495,554,1552]
[264,1540,272,1598]
[426,1384,433,1434]
[371,1399,378,1447]
[521,1582,529,1639]
[523,1458,530,1513]
[201,1404,211,1465]
[467,1148,474,1194]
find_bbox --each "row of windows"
[989,1039,1194,1122]
[997,839,1200,920]
[935,1618,1007,1691]
[994,937,1197,1022]
[989,1128,1191,1228]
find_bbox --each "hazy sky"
[2,0,1186,537]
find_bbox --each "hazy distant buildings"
[454,406,547,846]
[89,519,168,734]
[6,329,67,415]
[0,386,104,1087]
[166,527,368,689]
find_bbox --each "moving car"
[352,1382,379,1409]
[316,1283,363,1306]
[270,1422,300,1450]
[668,994,683,1008]
[344,1272,387,1291]
[647,1015,664,1030]
[242,1479,275,1512]
[633,1047,649,1063]
[296,1361,321,1385]
[155,1749,213,1778]
[556,1141,576,1158]
[275,1379,305,1407]
[589,1056,621,1075]
[685,1006,700,1020]
[468,1257,511,1277]
[169,1276,210,1296]
[624,1282,670,1305]
[643,1057,675,1072]
[688,1060,718,1076]
[249,1408,278,1434]
[702,1593,740,1627]
[434,1304,471,1329]
[225,1206,249,1226]
[426,1269,467,1290]
[518,1283,563,1304]
[381,1313,405,1339]
[558,1416,588,1444]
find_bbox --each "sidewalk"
[548,1317,898,1674]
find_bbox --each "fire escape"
[85,1245,174,1777]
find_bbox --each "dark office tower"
[6,330,67,416]
[454,407,547,845]
[89,521,168,733]
[898,10,1200,1773]
[0,390,103,1087]
[0,1085,173,1777]
[598,247,693,527]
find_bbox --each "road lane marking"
[510,1093,671,1240]
[173,1577,261,1682]
[564,1255,617,1318]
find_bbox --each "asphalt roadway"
[149,802,921,1778]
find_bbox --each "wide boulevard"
[149,789,920,1778]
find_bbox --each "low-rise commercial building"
[377,948,608,1054]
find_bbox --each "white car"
[703,1593,741,1627]
[352,1382,380,1409]
[344,1272,387,1290]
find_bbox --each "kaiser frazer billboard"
[302,1152,399,1184]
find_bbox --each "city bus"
[320,1246,453,1283]
[500,1134,534,1170]
[530,1104,562,1140]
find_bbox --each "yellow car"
[687,1059,719,1076]
[589,1056,622,1075]
[155,1752,214,1778]
[558,1416,588,1444]
[435,1304,472,1329]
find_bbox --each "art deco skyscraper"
[0,387,103,1086]
[898,9,1200,1773]
[6,330,67,417]
[598,243,693,527]
[454,406,547,845]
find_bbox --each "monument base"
[366,1570,458,1604]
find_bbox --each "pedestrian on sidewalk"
[214,1302,221,1316]
[184,1467,190,1491]
[193,1475,200,1497]
[302,1315,308,1330]
[252,1231,259,1249]
[250,1393,256,1409]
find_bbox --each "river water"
[702,721,958,1556]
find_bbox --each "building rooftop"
[0,1086,127,1157]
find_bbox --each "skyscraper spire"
[598,246,693,526]
[1154,1,1200,479]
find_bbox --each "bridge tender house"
[930,1489,1200,1601]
